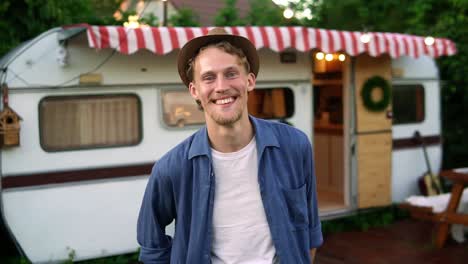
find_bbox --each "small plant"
[74,251,140,264]
[321,204,409,235]
[63,247,76,264]
[19,257,30,264]
[1,256,30,264]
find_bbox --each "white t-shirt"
[210,137,277,264]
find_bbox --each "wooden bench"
[400,169,468,248]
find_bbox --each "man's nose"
[214,75,229,92]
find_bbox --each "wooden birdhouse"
[0,106,22,147]
[1,83,22,147]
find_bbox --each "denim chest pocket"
[281,184,309,230]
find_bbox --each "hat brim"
[177,34,259,88]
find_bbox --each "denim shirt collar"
[188,116,280,160]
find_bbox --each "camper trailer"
[0,25,456,262]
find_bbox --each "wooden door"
[354,54,392,208]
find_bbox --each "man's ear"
[188,82,198,99]
[247,72,256,92]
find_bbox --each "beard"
[203,89,245,126]
[209,107,243,126]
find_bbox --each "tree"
[296,0,468,168]
[245,0,285,26]
[407,0,468,168]
[0,0,121,57]
[89,0,124,24]
[296,0,413,32]
[168,7,200,27]
[214,0,245,26]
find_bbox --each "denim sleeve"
[137,164,176,264]
[303,138,324,249]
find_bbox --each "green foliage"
[214,0,245,26]
[139,13,159,27]
[88,0,126,25]
[91,0,123,18]
[321,205,409,234]
[62,247,76,264]
[245,0,285,26]
[360,76,392,112]
[0,251,141,264]
[0,0,121,57]
[418,0,468,169]
[297,0,468,169]
[168,7,200,27]
[117,10,159,27]
[1,256,30,264]
[402,0,468,168]
[297,0,414,32]
[75,251,139,264]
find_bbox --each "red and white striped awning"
[79,25,457,58]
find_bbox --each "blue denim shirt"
[137,117,323,263]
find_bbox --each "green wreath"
[361,76,391,112]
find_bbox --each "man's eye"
[202,75,215,81]
[226,71,238,78]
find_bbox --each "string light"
[315,53,346,62]
[283,8,294,19]
[360,32,371,44]
[424,36,435,46]
[315,52,324,60]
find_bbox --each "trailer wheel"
[361,75,392,112]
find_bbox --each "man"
[137,27,323,263]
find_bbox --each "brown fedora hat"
[177,27,259,87]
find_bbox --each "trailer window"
[248,88,294,119]
[39,94,142,151]
[161,87,294,127]
[161,90,205,127]
[392,84,425,124]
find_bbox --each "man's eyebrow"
[224,66,239,72]
[200,70,215,78]
[200,65,240,75]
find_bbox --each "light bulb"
[360,33,371,44]
[424,36,435,46]
[315,52,324,60]
[283,8,294,19]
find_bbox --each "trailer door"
[354,54,393,208]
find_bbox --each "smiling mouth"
[214,97,235,105]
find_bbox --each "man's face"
[188,46,255,126]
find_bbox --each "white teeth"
[215,97,234,105]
